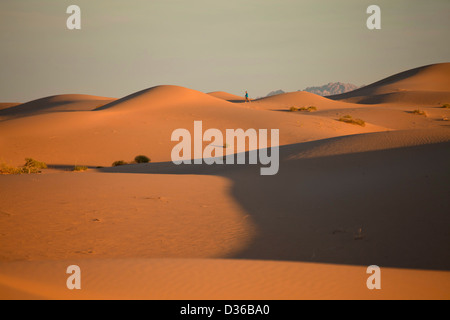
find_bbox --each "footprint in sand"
[75,250,95,254]
[144,196,168,202]
[0,210,12,217]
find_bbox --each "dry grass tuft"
[338,115,366,127]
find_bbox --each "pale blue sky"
[1,0,449,102]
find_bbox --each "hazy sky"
[1,0,449,102]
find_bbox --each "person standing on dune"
[245,90,250,103]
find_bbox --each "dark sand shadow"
[96,140,450,271]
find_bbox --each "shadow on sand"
[97,140,450,271]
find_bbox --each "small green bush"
[441,103,450,109]
[134,155,151,163]
[73,165,88,172]
[112,160,127,167]
[338,115,366,127]
[289,106,298,112]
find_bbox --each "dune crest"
[329,63,450,104]
[253,90,349,110]
[207,91,245,102]
[0,94,115,120]
[96,85,231,111]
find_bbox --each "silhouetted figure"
[245,91,250,103]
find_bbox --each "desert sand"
[0,63,449,299]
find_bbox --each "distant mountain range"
[265,82,360,98]
[303,82,360,96]
[265,90,286,97]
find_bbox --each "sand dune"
[207,91,245,102]
[329,63,450,105]
[251,90,356,110]
[1,129,449,265]
[1,129,449,299]
[256,90,338,105]
[1,259,448,300]
[96,85,229,111]
[0,94,115,120]
[0,103,20,111]
[342,90,450,106]
[92,129,449,268]
[0,64,449,300]
[0,85,387,167]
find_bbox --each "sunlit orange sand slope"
[1,259,449,300]
[328,63,450,105]
[0,63,449,300]
[0,85,389,167]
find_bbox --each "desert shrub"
[21,166,42,174]
[24,158,47,169]
[73,165,88,172]
[112,160,127,167]
[412,109,427,116]
[299,106,317,112]
[441,103,450,109]
[0,158,47,174]
[23,158,47,173]
[290,106,317,112]
[338,115,366,127]
[0,163,23,174]
[134,155,151,163]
